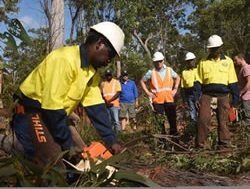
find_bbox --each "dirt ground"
[120,147,250,187]
[1,107,250,187]
[118,105,250,187]
[136,166,250,187]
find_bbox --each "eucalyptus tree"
[187,0,250,54]
[41,0,64,52]
[0,0,19,57]
[66,0,190,77]
[112,0,189,74]
[0,0,34,107]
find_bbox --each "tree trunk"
[133,30,152,59]
[50,0,64,51]
[116,60,121,79]
[0,61,3,109]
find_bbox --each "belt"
[203,92,228,97]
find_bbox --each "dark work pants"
[197,94,231,147]
[153,102,177,135]
[12,111,66,168]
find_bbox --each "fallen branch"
[164,147,249,155]
[153,134,189,151]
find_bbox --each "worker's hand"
[106,102,113,108]
[171,89,177,97]
[135,101,139,108]
[240,90,245,97]
[65,146,83,164]
[146,91,156,98]
[195,100,200,109]
[109,143,123,154]
[69,112,80,123]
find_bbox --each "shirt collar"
[158,64,167,71]
[206,53,226,61]
[121,79,130,84]
[80,44,89,68]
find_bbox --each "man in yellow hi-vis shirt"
[196,35,240,149]
[181,52,200,122]
[11,22,125,169]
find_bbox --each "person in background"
[101,69,121,134]
[196,34,240,150]
[233,52,250,127]
[11,21,125,169]
[140,51,180,136]
[180,52,200,123]
[119,70,139,131]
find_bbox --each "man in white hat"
[196,35,240,149]
[181,52,200,122]
[11,21,125,169]
[140,51,180,136]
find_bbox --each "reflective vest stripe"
[168,67,171,83]
[152,70,159,91]
[151,67,172,92]
[150,67,174,103]
[103,92,115,96]
[151,87,172,92]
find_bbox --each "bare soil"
[136,166,250,187]
[1,106,250,187]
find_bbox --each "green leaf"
[20,157,44,175]
[8,19,32,45]
[94,151,128,172]
[0,156,15,166]
[45,168,68,186]
[242,158,250,168]
[0,32,17,51]
[114,169,160,187]
[0,164,17,177]
[17,175,34,187]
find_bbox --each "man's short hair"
[233,52,250,64]
[85,30,103,45]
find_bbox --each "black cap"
[105,69,112,76]
[121,70,128,76]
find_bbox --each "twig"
[123,136,150,148]
[164,147,248,155]
[153,134,189,151]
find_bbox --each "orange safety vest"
[150,67,174,103]
[102,79,120,107]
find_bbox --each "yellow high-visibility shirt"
[181,68,198,88]
[20,46,104,115]
[197,55,238,85]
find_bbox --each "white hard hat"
[185,52,196,61]
[207,34,223,48]
[90,21,125,56]
[152,52,165,62]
